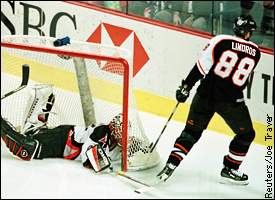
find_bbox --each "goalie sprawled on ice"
[1,84,131,173]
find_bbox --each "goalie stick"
[149,102,180,152]
[1,64,30,100]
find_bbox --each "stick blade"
[135,185,155,194]
[1,64,30,100]
[21,64,30,86]
[134,189,142,194]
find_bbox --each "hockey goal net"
[1,35,160,172]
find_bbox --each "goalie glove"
[1,116,39,161]
[176,79,191,103]
[157,163,177,182]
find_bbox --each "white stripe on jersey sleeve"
[196,35,225,75]
[73,125,95,143]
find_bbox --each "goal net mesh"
[1,35,160,171]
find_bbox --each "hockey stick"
[1,64,30,100]
[117,171,162,194]
[149,102,180,153]
[117,171,151,187]
[134,179,163,194]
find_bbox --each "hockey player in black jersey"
[157,15,261,185]
[1,84,125,173]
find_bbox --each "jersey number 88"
[214,50,255,87]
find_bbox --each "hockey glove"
[157,163,177,182]
[1,117,39,161]
[176,80,191,103]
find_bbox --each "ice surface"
[1,111,273,199]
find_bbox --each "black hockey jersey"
[195,34,261,102]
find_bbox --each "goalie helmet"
[108,114,147,157]
[109,113,123,147]
[233,15,257,38]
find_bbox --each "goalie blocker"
[86,144,111,172]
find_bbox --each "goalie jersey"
[195,34,261,102]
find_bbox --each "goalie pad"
[85,144,111,172]
[21,84,55,135]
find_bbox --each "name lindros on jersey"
[232,42,256,56]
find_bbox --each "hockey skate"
[220,166,249,185]
[21,84,55,136]
[157,163,177,182]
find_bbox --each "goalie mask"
[109,113,123,149]
[108,114,138,150]
[108,114,149,159]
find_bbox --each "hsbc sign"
[1,2,149,77]
[87,23,149,77]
